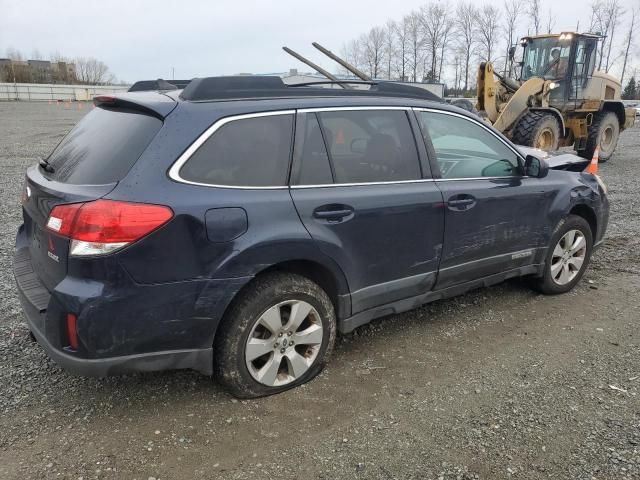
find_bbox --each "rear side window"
[45,107,162,184]
[317,110,421,183]
[179,113,294,187]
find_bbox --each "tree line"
[1,48,117,85]
[339,0,638,96]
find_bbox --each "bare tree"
[620,8,636,84]
[74,57,112,85]
[383,20,397,80]
[455,2,478,91]
[6,47,24,61]
[3,48,30,82]
[527,0,541,35]
[395,15,411,81]
[340,39,364,77]
[437,16,454,82]
[362,27,386,78]
[545,8,555,34]
[502,0,521,76]
[420,2,450,81]
[477,5,501,63]
[590,0,622,72]
[406,11,425,82]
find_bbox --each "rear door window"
[45,107,162,184]
[317,110,421,183]
[179,113,294,187]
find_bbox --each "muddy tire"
[512,111,561,151]
[452,99,475,113]
[531,215,593,295]
[578,111,620,163]
[213,272,336,398]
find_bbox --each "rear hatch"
[21,100,168,292]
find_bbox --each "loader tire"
[452,99,476,113]
[512,111,561,151]
[577,111,620,163]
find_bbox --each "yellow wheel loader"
[477,32,635,162]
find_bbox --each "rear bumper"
[14,227,248,377]
[23,298,212,377]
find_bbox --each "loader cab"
[519,33,599,107]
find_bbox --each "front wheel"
[512,111,561,151]
[531,215,593,294]
[214,272,336,398]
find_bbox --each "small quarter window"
[317,110,421,183]
[416,111,521,179]
[179,113,294,186]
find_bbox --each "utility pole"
[171,67,175,80]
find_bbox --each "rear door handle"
[313,204,354,222]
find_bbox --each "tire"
[213,272,336,398]
[512,111,561,151]
[577,111,620,163]
[531,215,593,295]
[452,99,475,113]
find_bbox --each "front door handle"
[447,195,476,211]
[313,204,354,222]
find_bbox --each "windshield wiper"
[38,157,55,173]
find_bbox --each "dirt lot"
[0,101,639,480]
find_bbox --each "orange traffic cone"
[586,145,599,174]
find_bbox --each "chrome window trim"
[291,178,435,189]
[298,106,412,113]
[167,110,295,189]
[294,106,423,188]
[434,176,526,182]
[412,107,527,181]
[168,106,531,190]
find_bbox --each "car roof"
[112,75,476,123]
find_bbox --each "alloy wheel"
[550,229,587,286]
[245,300,323,387]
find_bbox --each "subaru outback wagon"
[15,77,609,398]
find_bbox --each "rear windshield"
[44,107,162,184]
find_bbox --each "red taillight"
[46,203,83,236]
[66,313,78,350]
[46,200,173,256]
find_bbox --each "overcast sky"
[1,0,637,84]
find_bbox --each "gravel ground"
[0,101,639,480]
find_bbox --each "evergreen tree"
[622,77,637,100]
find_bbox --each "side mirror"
[508,46,516,60]
[525,154,549,178]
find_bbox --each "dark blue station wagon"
[15,77,609,397]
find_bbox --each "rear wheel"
[578,111,620,163]
[512,111,561,151]
[214,272,336,398]
[531,215,593,295]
